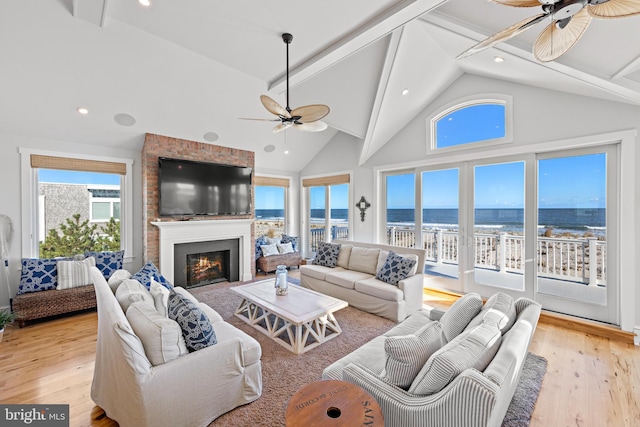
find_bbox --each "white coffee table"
[231,280,348,354]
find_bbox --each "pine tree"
[95,217,121,252]
[40,214,99,258]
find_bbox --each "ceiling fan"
[457,0,640,62]
[242,33,330,133]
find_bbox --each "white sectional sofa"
[90,267,262,427]
[323,292,542,427]
[300,239,427,322]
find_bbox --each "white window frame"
[19,148,134,261]
[90,198,121,222]
[427,94,513,155]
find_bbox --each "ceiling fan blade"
[588,0,640,18]
[238,117,280,122]
[273,122,292,133]
[261,95,291,118]
[534,8,591,62]
[457,13,548,59]
[294,120,328,132]
[290,104,330,123]
[491,0,541,7]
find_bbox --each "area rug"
[189,282,547,426]
[501,352,548,427]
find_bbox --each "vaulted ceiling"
[2,1,639,171]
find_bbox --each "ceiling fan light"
[401,88,409,95]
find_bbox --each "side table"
[285,379,383,426]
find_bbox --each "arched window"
[428,95,512,153]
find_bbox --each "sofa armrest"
[398,273,424,313]
[343,363,499,427]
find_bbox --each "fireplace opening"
[186,250,230,288]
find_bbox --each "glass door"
[535,147,618,323]
[384,171,416,248]
[468,160,527,297]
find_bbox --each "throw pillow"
[266,237,281,246]
[17,257,71,294]
[375,251,417,286]
[167,291,217,352]
[277,242,294,254]
[150,279,170,316]
[56,257,96,290]
[260,244,279,257]
[126,301,188,365]
[347,247,380,275]
[85,250,124,280]
[130,261,172,290]
[281,234,299,252]
[313,242,342,268]
[255,235,268,259]
[115,278,155,312]
[464,292,517,334]
[408,322,502,396]
[107,269,132,293]
[336,244,353,269]
[438,292,483,343]
[381,321,445,389]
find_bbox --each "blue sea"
[255,208,606,236]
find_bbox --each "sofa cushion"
[381,321,445,389]
[464,292,517,334]
[260,244,279,257]
[322,335,388,381]
[439,292,483,342]
[168,291,217,352]
[354,277,404,302]
[281,234,299,252]
[150,279,170,316]
[18,257,70,294]
[126,301,188,365]
[56,257,96,290]
[348,247,380,275]
[336,244,353,269]
[115,279,155,312]
[375,251,417,286]
[313,242,342,267]
[408,322,502,395]
[300,264,344,281]
[325,270,372,290]
[130,261,172,290]
[211,321,262,366]
[384,310,433,337]
[107,269,131,293]
[85,250,124,280]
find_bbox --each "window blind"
[254,176,290,188]
[302,173,350,187]
[30,154,127,175]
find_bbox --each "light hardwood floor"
[0,287,638,427]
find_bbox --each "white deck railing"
[387,227,606,286]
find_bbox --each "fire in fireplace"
[186,250,230,288]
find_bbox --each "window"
[254,176,289,238]
[302,173,351,253]
[428,95,513,153]
[20,150,133,259]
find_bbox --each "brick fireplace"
[142,133,256,280]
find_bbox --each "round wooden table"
[285,379,384,426]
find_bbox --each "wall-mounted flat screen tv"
[158,157,252,217]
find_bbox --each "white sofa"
[322,292,542,427]
[90,267,262,427]
[300,239,427,322]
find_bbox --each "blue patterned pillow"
[18,257,70,294]
[255,235,268,259]
[376,251,417,286]
[281,234,299,252]
[130,261,172,290]
[167,291,217,352]
[313,242,342,268]
[85,250,124,280]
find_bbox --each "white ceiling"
[2,0,639,171]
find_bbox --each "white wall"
[304,73,640,335]
[0,131,144,308]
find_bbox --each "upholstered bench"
[256,252,302,274]
[12,285,97,327]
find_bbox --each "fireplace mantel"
[151,219,253,284]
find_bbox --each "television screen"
[158,157,252,217]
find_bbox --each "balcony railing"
[387,226,606,286]
[309,226,349,252]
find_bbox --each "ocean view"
[256,208,606,236]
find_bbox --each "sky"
[39,169,120,185]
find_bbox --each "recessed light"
[139,0,151,6]
[284,150,289,155]
[114,113,136,126]
[77,107,89,115]
[494,56,505,63]
[203,132,219,142]
[264,144,276,153]
[401,88,409,96]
